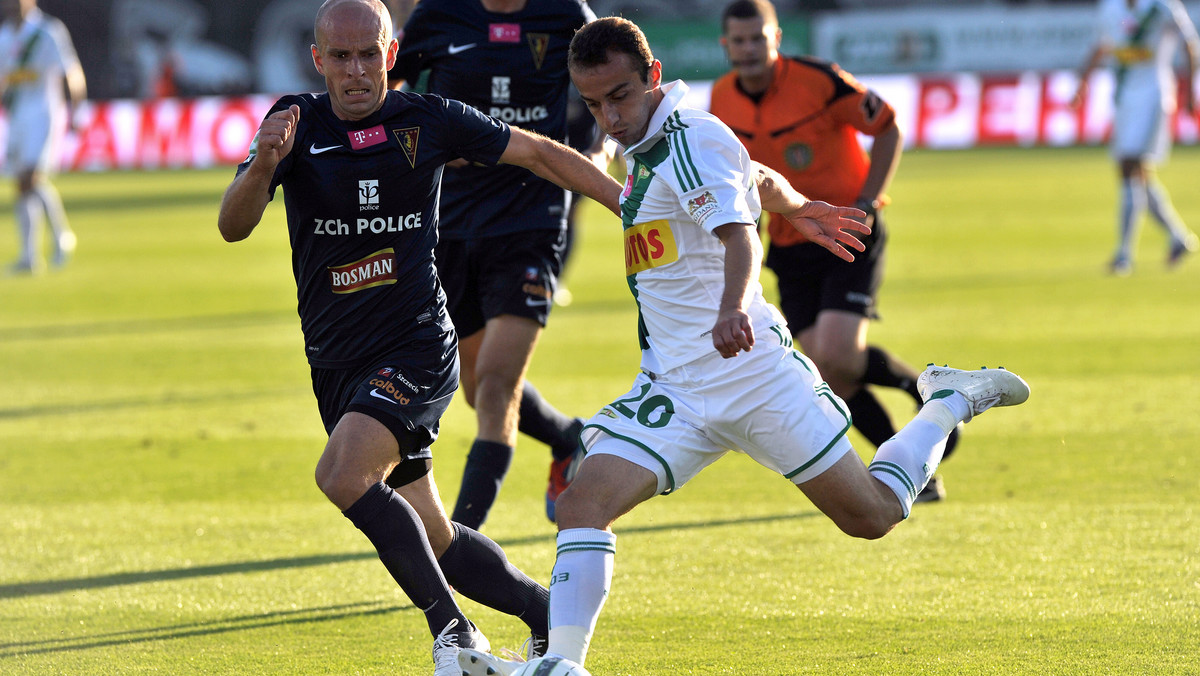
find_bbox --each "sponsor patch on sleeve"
[686,190,721,227]
[328,249,397,294]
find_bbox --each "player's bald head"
[314,0,392,49]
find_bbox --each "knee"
[553,486,607,531]
[313,461,340,502]
[824,497,902,540]
[835,514,897,541]
[314,451,362,509]
[552,488,586,528]
[475,368,521,396]
[811,353,861,394]
[17,172,37,194]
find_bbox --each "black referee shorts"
[766,212,888,334]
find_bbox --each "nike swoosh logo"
[525,297,551,307]
[310,144,342,154]
[369,389,398,405]
[447,43,476,55]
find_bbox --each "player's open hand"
[784,200,870,263]
[255,104,300,167]
[711,308,754,359]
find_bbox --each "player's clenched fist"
[712,308,755,359]
[254,104,301,167]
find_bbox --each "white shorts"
[5,105,59,175]
[1111,84,1170,164]
[580,329,854,496]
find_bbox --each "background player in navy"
[215,1,621,673]
[390,0,595,528]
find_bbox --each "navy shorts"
[310,321,459,461]
[436,228,565,338]
[766,212,888,334]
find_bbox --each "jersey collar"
[622,79,689,156]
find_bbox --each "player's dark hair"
[569,17,654,82]
[721,0,778,33]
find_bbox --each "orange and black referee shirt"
[710,55,895,247]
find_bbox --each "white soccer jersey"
[1098,0,1199,112]
[0,8,80,171]
[616,80,786,373]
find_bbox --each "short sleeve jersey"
[709,56,895,247]
[1097,0,1200,107]
[0,8,79,123]
[390,0,594,239]
[235,90,510,368]
[617,81,785,373]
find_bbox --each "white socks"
[12,185,75,269]
[547,528,616,665]
[1115,176,1146,262]
[868,394,969,517]
[35,183,73,247]
[1145,178,1189,244]
[15,193,40,267]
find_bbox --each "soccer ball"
[511,656,591,676]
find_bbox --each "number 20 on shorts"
[608,383,675,429]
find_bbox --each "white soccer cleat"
[1167,232,1198,268]
[458,647,525,676]
[53,231,77,268]
[522,634,549,660]
[917,365,1030,422]
[433,619,490,676]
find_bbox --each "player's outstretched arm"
[499,127,623,215]
[752,162,869,262]
[1181,37,1198,115]
[218,105,300,242]
[858,122,902,224]
[1072,44,1108,109]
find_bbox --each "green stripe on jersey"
[1130,4,1162,46]
[623,139,671,351]
[1,29,44,110]
[621,139,670,228]
[664,113,702,192]
[1117,3,1164,96]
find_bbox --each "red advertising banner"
[5,70,1200,173]
[43,95,277,172]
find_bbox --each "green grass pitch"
[1,145,1198,674]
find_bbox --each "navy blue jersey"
[236,90,510,368]
[391,0,594,240]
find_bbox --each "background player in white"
[1073,0,1200,275]
[459,17,1031,673]
[0,0,84,275]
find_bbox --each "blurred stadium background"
[10,0,1200,174]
